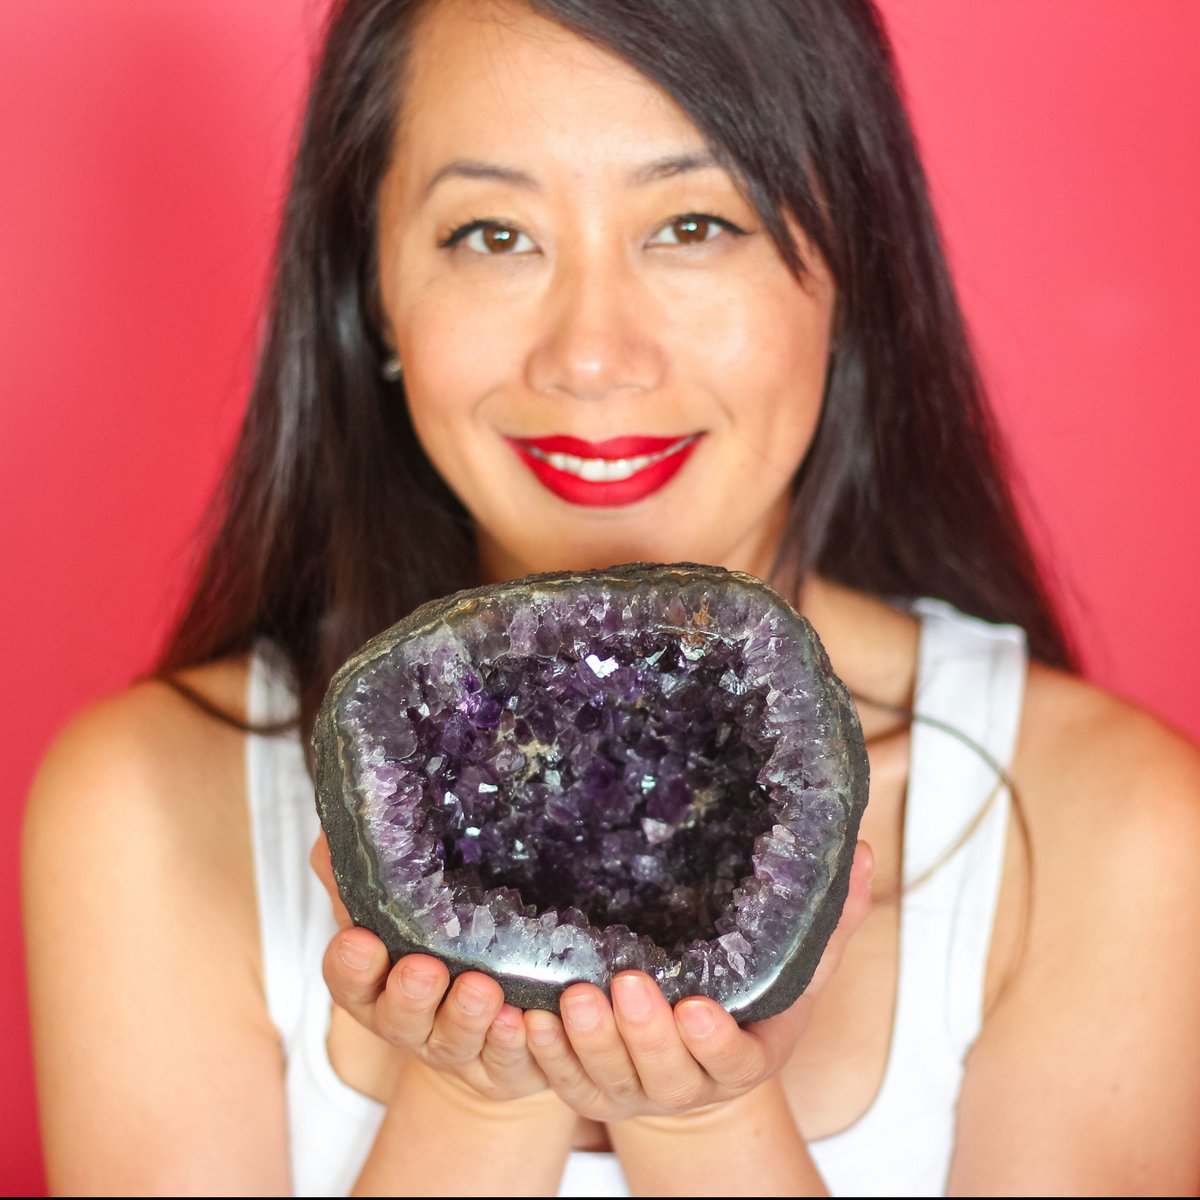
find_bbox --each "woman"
[24,0,1200,1194]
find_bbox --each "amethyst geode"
[313,564,868,1022]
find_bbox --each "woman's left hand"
[522,840,873,1123]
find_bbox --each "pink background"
[2,1,1197,1190]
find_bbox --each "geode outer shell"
[313,563,868,1023]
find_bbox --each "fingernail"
[527,1016,558,1046]
[455,982,487,1016]
[677,1000,716,1038]
[564,995,602,1032]
[613,974,652,1020]
[399,966,438,1000]
[490,1018,518,1042]
[338,937,374,972]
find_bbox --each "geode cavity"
[313,563,868,1022]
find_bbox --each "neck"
[798,575,921,719]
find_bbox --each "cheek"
[397,285,522,440]
[662,271,832,459]
[382,222,537,418]
[751,302,831,432]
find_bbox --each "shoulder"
[25,657,254,873]
[38,656,253,764]
[23,656,261,969]
[1017,664,1200,885]
[1011,664,1200,983]
[951,665,1200,1192]
[23,657,295,1191]
[23,657,265,979]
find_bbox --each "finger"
[322,926,392,1021]
[480,1003,546,1088]
[558,984,641,1104]
[692,842,875,1081]
[482,1003,529,1063]
[842,839,875,925]
[524,1009,606,1113]
[806,840,875,995]
[369,953,450,1047]
[309,833,353,929]
[422,971,506,1066]
[674,997,770,1090]
[610,972,707,1110]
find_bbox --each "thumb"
[744,839,875,1065]
[309,831,353,930]
[805,840,874,995]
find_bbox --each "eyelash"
[648,212,749,246]
[438,219,534,254]
[438,213,749,254]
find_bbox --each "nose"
[525,252,667,402]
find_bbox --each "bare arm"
[607,1078,826,1197]
[353,1060,576,1196]
[949,680,1200,1195]
[23,684,291,1195]
[24,680,576,1197]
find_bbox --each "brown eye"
[482,225,519,253]
[648,213,744,248]
[670,216,711,244]
[444,222,536,255]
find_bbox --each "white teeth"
[527,436,695,482]
[545,451,632,480]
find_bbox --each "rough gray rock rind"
[313,562,869,1024]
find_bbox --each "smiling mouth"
[508,432,704,508]
[518,435,699,482]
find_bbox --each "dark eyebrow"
[423,152,721,200]
[628,152,721,186]
[424,158,540,198]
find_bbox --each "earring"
[382,355,403,382]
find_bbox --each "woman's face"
[377,0,836,584]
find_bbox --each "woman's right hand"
[311,834,550,1105]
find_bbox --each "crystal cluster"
[313,563,868,1022]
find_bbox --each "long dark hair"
[157,0,1076,740]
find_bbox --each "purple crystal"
[313,563,868,1021]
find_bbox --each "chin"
[483,531,742,586]
[522,547,680,578]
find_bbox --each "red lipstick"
[508,433,702,507]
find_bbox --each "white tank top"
[245,599,1026,1197]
